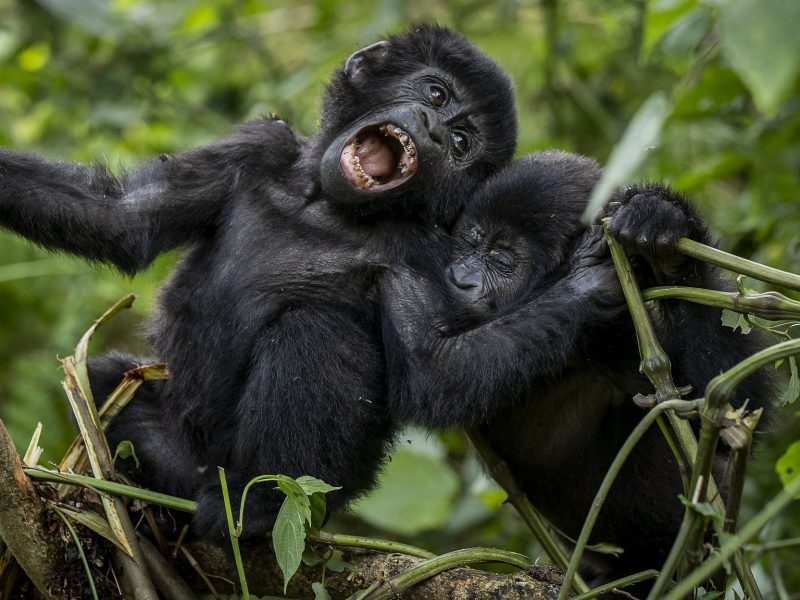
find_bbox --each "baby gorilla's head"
[446,151,601,318]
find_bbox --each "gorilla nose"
[419,107,447,148]
[447,263,481,291]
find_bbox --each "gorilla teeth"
[340,123,418,190]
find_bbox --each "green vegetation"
[1,0,799,597]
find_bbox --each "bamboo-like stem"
[676,238,800,291]
[25,468,198,512]
[310,532,435,560]
[642,286,800,321]
[467,430,589,594]
[603,219,679,404]
[604,220,762,599]
[60,294,158,600]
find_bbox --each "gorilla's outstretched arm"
[0,119,301,274]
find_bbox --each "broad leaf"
[719,0,800,115]
[272,495,307,592]
[582,93,673,223]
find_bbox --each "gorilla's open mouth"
[340,124,418,191]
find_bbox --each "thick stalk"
[642,286,800,321]
[676,238,800,291]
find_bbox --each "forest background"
[0,0,798,595]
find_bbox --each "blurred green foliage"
[1,0,799,592]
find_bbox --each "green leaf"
[351,449,459,535]
[582,93,673,223]
[721,309,752,334]
[275,478,312,527]
[272,495,308,592]
[311,582,331,600]
[643,0,699,57]
[324,549,355,573]
[778,357,800,407]
[295,475,340,495]
[308,492,327,534]
[718,0,800,115]
[113,440,139,468]
[302,548,323,567]
[776,440,800,496]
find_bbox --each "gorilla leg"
[87,352,200,500]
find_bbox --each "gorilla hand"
[609,184,711,284]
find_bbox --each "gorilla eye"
[427,84,448,108]
[489,249,515,271]
[450,132,469,157]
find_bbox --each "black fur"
[382,152,773,590]
[0,25,517,542]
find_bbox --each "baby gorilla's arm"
[382,228,623,427]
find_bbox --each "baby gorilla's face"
[446,218,534,317]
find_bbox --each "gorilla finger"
[654,232,677,258]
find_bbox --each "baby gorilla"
[382,151,771,590]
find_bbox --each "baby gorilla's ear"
[344,41,390,81]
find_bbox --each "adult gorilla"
[0,25,517,541]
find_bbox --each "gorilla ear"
[344,40,390,81]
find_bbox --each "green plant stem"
[676,238,800,291]
[467,430,589,594]
[603,219,679,403]
[605,221,764,599]
[24,468,198,513]
[309,532,435,559]
[642,286,800,321]
[219,468,249,600]
[362,547,530,600]
[662,474,800,600]
[53,506,99,600]
[572,569,659,600]
[746,537,800,553]
[649,340,800,599]
[556,398,701,600]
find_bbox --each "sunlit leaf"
[582,93,673,223]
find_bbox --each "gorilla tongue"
[355,134,395,178]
